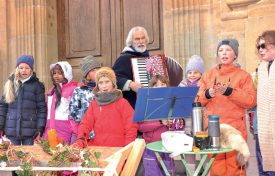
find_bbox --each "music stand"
[133,87,199,122]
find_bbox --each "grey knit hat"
[80,55,101,77]
[217,39,239,58]
[186,55,205,74]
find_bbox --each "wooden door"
[57,0,163,81]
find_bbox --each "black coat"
[112,48,149,108]
[0,73,47,138]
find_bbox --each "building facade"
[0,0,274,91]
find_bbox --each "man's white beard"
[133,45,147,53]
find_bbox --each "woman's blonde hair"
[3,68,31,103]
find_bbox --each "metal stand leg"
[154,152,171,176]
[201,154,216,176]
[180,154,216,176]
[180,154,193,176]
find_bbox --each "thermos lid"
[192,102,201,107]
[209,115,220,120]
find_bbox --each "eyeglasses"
[257,43,266,50]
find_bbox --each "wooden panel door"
[57,0,112,81]
[57,0,163,81]
[122,0,162,51]
[110,0,163,64]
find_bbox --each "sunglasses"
[257,43,266,50]
[257,43,275,50]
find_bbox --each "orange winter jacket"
[198,64,256,139]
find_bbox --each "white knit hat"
[185,55,205,74]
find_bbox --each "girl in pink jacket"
[43,61,78,144]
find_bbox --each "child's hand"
[161,119,173,126]
[209,88,216,98]
[215,84,228,95]
[71,142,83,149]
[217,85,227,94]
[129,81,143,93]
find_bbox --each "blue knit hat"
[186,55,205,74]
[16,55,34,70]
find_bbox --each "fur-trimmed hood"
[50,61,73,83]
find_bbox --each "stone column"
[163,0,201,75]
[0,0,9,89]
[246,0,275,73]
[0,0,58,92]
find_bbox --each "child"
[139,75,177,176]
[69,55,101,142]
[75,67,137,147]
[178,55,205,87]
[43,61,78,144]
[197,39,256,175]
[0,55,46,145]
[178,55,205,135]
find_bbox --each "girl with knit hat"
[0,55,46,145]
[43,61,78,145]
[69,55,101,142]
[197,39,256,175]
[179,55,205,87]
[75,67,138,148]
[178,55,205,136]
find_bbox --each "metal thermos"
[192,102,204,136]
[208,115,220,150]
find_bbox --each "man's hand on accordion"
[129,81,143,92]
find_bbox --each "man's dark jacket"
[113,47,149,108]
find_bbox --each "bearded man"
[112,26,149,108]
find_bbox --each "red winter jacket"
[76,97,137,147]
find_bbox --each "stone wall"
[1,0,275,93]
[162,0,275,76]
[0,0,58,93]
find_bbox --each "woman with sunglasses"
[197,39,257,176]
[256,30,275,175]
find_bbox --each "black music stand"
[133,87,199,122]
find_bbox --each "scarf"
[94,89,122,105]
[82,79,96,88]
[257,60,275,171]
[186,79,200,86]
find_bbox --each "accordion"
[131,54,169,87]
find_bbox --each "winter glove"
[248,111,254,134]
[0,130,4,138]
[70,119,79,135]
[33,128,44,140]
[70,133,78,144]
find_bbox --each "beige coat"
[257,60,275,171]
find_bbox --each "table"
[0,139,145,176]
[147,141,234,176]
